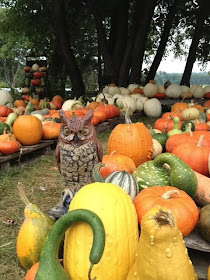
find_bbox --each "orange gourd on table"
[107,113,153,167]
[133,186,199,237]
[0,137,20,154]
[171,135,210,176]
[13,115,43,145]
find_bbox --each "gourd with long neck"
[35,209,105,280]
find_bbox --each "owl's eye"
[63,128,71,136]
[81,127,89,136]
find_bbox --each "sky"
[157,55,210,73]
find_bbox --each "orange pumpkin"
[171,135,210,176]
[132,87,143,95]
[91,115,100,126]
[190,104,204,112]
[171,102,188,113]
[87,101,102,110]
[107,116,153,167]
[25,262,39,280]
[52,95,63,104]
[28,96,39,107]
[0,133,16,141]
[0,137,20,154]
[14,100,26,108]
[13,115,43,145]
[194,122,209,131]
[134,186,199,237]
[93,110,107,123]
[0,105,13,117]
[154,117,182,133]
[100,153,136,178]
[203,100,210,108]
[96,104,120,119]
[42,121,61,139]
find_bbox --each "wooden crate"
[0,140,56,171]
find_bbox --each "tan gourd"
[126,205,197,280]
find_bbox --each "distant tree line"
[155,71,210,86]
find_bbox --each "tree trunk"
[93,11,117,85]
[145,0,179,84]
[180,0,209,86]
[52,0,85,98]
[129,0,157,84]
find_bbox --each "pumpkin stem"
[92,163,105,183]
[197,135,204,147]
[152,209,175,227]
[125,108,132,124]
[17,182,31,206]
[161,190,179,199]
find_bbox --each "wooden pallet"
[0,140,56,171]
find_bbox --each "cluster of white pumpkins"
[92,83,210,118]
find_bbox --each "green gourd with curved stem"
[35,209,105,280]
[167,116,183,137]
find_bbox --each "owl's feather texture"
[55,109,103,212]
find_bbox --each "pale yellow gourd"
[64,182,139,280]
[126,205,197,280]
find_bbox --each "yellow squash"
[16,183,54,270]
[64,182,139,280]
[126,205,197,280]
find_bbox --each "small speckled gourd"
[126,205,197,280]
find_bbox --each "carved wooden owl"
[55,109,103,213]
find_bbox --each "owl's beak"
[73,133,79,143]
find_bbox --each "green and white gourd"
[133,153,197,198]
[92,163,139,200]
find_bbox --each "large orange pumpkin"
[107,115,153,167]
[134,186,199,237]
[13,115,43,145]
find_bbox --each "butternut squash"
[193,171,210,206]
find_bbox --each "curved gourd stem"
[161,190,179,199]
[92,163,105,182]
[35,209,105,280]
[17,182,30,206]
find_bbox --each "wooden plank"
[188,249,210,280]
[184,227,210,253]
[0,140,55,164]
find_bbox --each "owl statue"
[55,109,103,213]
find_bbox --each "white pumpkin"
[108,86,121,96]
[143,83,158,98]
[0,89,13,105]
[152,138,163,159]
[128,83,139,92]
[131,94,148,104]
[158,85,165,93]
[144,98,162,117]
[31,63,40,71]
[120,87,131,95]
[135,98,144,112]
[116,95,137,114]
[165,84,181,98]
[180,85,190,93]
[62,99,83,111]
[192,86,204,98]
[181,107,200,121]
[102,85,110,94]
[190,85,199,94]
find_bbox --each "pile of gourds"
[15,106,210,280]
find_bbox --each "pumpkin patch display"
[107,113,153,167]
[126,206,197,280]
[13,115,43,145]
[64,182,139,280]
[133,186,199,237]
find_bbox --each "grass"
[0,117,157,279]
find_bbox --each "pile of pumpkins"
[15,105,210,280]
